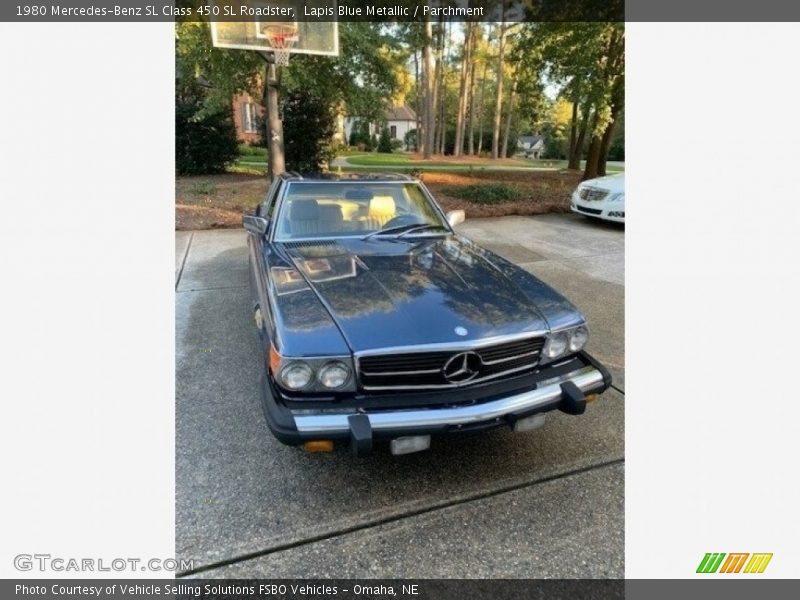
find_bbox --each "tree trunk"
[582,112,602,180]
[598,76,624,175]
[413,50,420,152]
[501,76,517,159]
[569,99,592,170]
[263,62,284,180]
[567,94,578,164]
[431,20,444,155]
[597,120,616,176]
[422,20,435,159]
[454,22,473,157]
[466,42,477,156]
[491,19,507,159]
[438,20,449,155]
[476,60,488,155]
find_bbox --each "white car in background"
[570,173,625,223]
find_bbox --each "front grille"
[575,205,603,215]
[579,187,609,202]
[358,336,546,390]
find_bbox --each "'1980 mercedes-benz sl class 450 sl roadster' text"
[244,173,611,456]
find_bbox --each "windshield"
[273,182,449,241]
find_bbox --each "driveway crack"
[177,457,624,577]
[175,232,194,290]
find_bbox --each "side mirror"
[446,210,465,227]
[243,215,269,235]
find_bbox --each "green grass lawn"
[343,153,624,172]
[230,153,624,176]
[345,154,531,168]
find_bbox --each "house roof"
[518,135,544,145]
[385,105,417,122]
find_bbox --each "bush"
[446,183,526,205]
[282,89,336,173]
[391,139,404,151]
[377,126,393,153]
[175,99,239,175]
[404,128,417,151]
[348,119,372,149]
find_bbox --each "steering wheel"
[381,214,422,229]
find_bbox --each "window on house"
[390,125,397,139]
[242,103,258,133]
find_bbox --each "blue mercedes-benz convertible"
[244,172,611,456]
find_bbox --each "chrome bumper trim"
[291,366,604,434]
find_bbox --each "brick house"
[232,92,264,144]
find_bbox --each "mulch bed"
[175,170,582,230]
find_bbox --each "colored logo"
[697,553,773,574]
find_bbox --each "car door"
[247,178,283,347]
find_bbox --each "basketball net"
[262,24,298,67]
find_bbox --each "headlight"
[279,362,313,390]
[541,325,589,364]
[318,361,351,389]
[568,326,589,352]
[270,344,356,393]
[543,331,569,360]
[608,193,624,203]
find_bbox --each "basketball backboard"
[209,0,339,58]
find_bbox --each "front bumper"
[260,350,612,455]
[570,194,625,223]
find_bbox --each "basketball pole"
[258,52,285,180]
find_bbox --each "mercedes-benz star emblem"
[442,351,482,384]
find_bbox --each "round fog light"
[318,361,351,389]
[280,362,313,390]
[545,332,568,359]
[569,327,589,352]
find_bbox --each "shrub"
[175,99,239,175]
[446,183,526,205]
[391,139,404,151]
[377,126,393,153]
[282,89,336,173]
[404,128,417,151]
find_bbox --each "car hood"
[273,235,577,353]
[582,173,625,193]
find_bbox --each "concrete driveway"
[175,213,624,577]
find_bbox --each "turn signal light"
[269,344,281,374]
[303,440,334,453]
[585,393,599,403]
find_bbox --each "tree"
[281,89,335,173]
[378,125,393,153]
[454,21,475,157]
[516,22,625,177]
[176,21,407,176]
[175,87,239,175]
[491,18,509,159]
[500,76,518,158]
[421,19,436,158]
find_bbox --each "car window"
[259,179,283,218]
[273,182,446,240]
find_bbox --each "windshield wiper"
[396,224,450,239]
[361,222,425,241]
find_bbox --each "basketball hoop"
[261,23,299,66]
